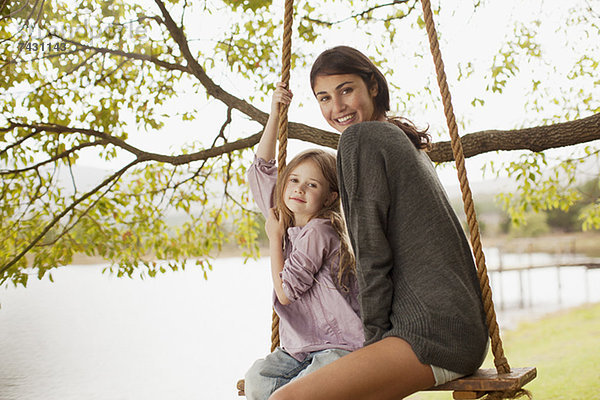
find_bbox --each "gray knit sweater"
[337,121,488,374]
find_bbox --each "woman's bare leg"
[268,337,435,400]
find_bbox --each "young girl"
[268,46,489,400]
[244,82,364,400]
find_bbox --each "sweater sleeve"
[337,124,395,345]
[247,156,277,217]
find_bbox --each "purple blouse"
[248,156,364,360]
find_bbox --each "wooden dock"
[486,246,600,311]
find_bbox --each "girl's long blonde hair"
[275,149,356,291]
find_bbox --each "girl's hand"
[266,207,285,243]
[256,83,292,161]
[270,82,293,116]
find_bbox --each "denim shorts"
[244,347,350,400]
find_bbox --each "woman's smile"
[335,113,356,124]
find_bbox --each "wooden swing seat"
[426,366,537,399]
[236,366,536,398]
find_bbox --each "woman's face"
[312,73,380,133]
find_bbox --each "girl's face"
[312,73,380,133]
[283,159,337,227]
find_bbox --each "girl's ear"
[325,191,338,207]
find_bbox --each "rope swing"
[420,0,509,375]
[269,0,294,353]
[418,1,536,397]
[238,0,537,398]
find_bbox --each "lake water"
[1,254,599,400]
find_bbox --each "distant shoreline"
[484,231,600,258]
[63,231,600,266]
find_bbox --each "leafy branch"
[0,159,138,280]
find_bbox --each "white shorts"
[430,365,466,386]
[431,339,490,386]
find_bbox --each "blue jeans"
[244,347,350,400]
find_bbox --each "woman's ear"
[370,83,379,97]
[369,77,379,97]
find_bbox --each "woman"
[268,46,488,400]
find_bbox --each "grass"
[407,302,600,400]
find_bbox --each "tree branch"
[39,172,125,249]
[50,33,189,73]
[428,112,600,162]
[20,4,267,129]
[1,169,44,239]
[1,141,105,175]
[284,114,600,162]
[153,0,269,124]
[0,159,138,279]
[279,113,600,163]
[3,121,261,164]
[149,1,599,161]
[3,113,598,172]
[6,122,150,159]
[304,0,413,26]
[0,123,39,156]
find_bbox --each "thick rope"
[270,309,280,352]
[271,0,294,353]
[419,0,510,374]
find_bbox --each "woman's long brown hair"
[275,149,356,291]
